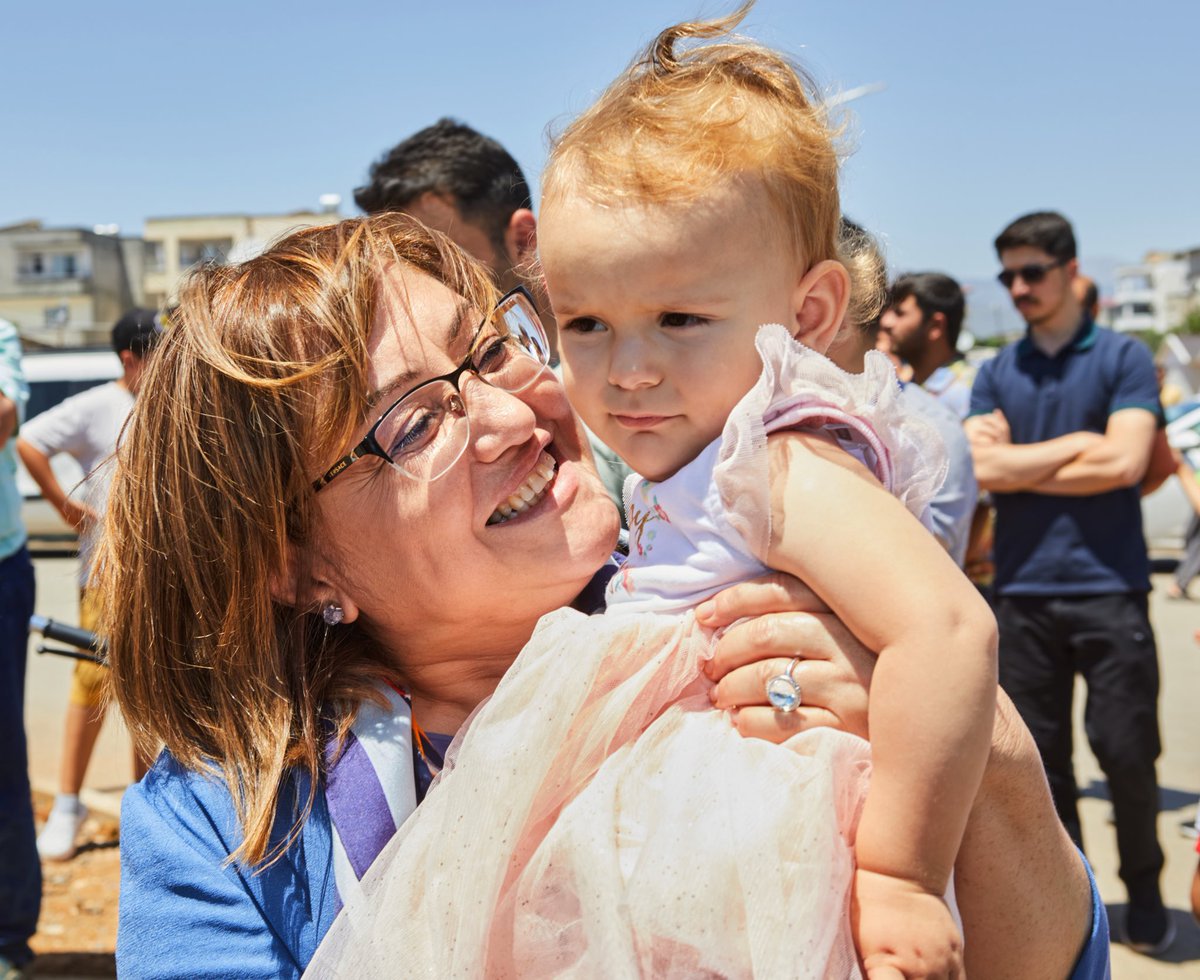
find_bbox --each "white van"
[18,348,122,543]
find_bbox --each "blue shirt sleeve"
[1109,337,1160,419]
[117,754,336,979]
[968,357,998,419]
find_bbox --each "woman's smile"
[487,449,557,525]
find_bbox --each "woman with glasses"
[99,214,1098,979]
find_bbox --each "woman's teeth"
[487,452,557,525]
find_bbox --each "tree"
[1176,308,1200,335]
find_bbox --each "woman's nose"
[608,336,661,390]
[464,375,539,463]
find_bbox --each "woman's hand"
[695,572,875,742]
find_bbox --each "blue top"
[0,320,28,561]
[969,320,1159,595]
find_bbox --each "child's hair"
[542,3,879,316]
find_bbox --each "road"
[21,553,1200,975]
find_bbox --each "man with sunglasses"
[967,210,1170,956]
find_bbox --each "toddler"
[310,10,996,979]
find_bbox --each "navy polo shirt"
[970,319,1159,596]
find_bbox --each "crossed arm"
[967,406,1156,496]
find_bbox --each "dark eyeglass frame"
[997,260,1065,289]
[312,285,547,492]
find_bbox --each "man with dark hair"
[354,118,537,297]
[968,210,1170,956]
[878,272,972,419]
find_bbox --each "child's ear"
[790,260,851,354]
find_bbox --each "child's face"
[539,182,804,482]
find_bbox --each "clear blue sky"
[4,0,1196,288]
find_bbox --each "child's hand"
[852,868,963,980]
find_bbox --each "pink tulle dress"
[306,325,947,979]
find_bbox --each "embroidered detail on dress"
[627,484,672,557]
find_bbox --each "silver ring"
[766,657,802,713]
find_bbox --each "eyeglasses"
[997,260,1065,289]
[312,285,550,491]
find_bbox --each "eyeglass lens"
[377,290,549,481]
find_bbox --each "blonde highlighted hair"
[543,3,880,317]
[93,213,497,867]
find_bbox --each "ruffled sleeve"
[713,324,949,561]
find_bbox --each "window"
[43,304,70,328]
[178,239,232,267]
[18,251,82,280]
[145,240,165,273]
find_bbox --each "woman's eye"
[474,336,510,372]
[660,312,706,329]
[387,407,440,456]
[562,317,605,335]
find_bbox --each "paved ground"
[19,554,1200,976]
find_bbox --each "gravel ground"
[28,791,118,978]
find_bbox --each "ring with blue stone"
[766,657,803,713]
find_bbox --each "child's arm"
[765,429,997,899]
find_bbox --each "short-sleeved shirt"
[20,380,133,582]
[922,358,977,422]
[0,320,29,560]
[969,319,1159,596]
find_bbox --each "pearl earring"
[322,604,344,626]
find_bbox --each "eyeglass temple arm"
[312,441,372,493]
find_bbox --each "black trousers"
[995,592,1164,907]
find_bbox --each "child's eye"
[659,312,707,328]
[563,316,605,335]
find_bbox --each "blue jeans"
[0,545,38,965]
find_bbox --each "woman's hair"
[542,3,876,311]
[93,213,497,867]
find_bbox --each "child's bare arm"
[765,429,997,896]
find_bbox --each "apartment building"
[142,202,340,309]
[0,221,145,347]
[1111,246,1200,333]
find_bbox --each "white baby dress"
[306,325,948,979]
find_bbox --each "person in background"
[969,210,1170,956]
[0,318,38,980]
[835,224,977,565]
[877,271,993,585]
[878,271,974,420]
[355,117,632,515]
[17,309,159,861]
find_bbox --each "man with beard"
[878,272,974,420]
[967,210,1170,957]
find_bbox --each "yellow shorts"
[67,589,109,709]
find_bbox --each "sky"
[3,0,1197,334]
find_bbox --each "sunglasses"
[997,260,1065,289]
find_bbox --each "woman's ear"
[790,259,851,355]
[268,544,360,624]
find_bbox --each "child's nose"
[608,336,660,390]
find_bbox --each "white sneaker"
[36,802,88,861]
